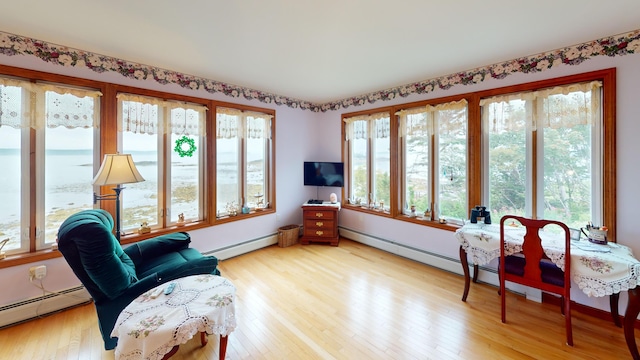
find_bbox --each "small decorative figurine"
[0,238,9,259]
[138,222,151,234]
[177,213,185,226]
[330,193,337,203]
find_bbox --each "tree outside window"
[398,100,468,220]
[482,81,602,230]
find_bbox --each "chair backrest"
[57,209,138,302]
[500,215,571,296]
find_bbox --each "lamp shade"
[92,154,145,186]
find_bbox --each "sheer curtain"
[117,93,206,136]
[217,107,272,140]
[343,112,389,140]
[480,81,601,131]
[0,77,101,130]
[397,99,468,137]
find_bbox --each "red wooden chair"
[499,215,573,346]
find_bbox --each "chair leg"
[500,280,506,323]
[564,296,573,346]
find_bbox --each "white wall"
[1,41,639,316]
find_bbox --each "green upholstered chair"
[57,209,220,350]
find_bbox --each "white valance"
[425,99,468,112]
[0,77,101,130]
[481,81,602,131]
[397,99,468,137]
[117,93,206,136]
[344,112,390,140]
[216,107,272,140]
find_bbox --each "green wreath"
[174,135,196,157]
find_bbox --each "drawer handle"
[315,213,324,218]
[315,230,324,236]
[316,221,324,227]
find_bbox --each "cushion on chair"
[504,254,525,276]
[504,254,564,287]
[540,259,565,287]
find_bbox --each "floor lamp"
[92,154,145,242]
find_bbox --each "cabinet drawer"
[303,225,336,238]
[304,209,336,220]
[304,219,335,230]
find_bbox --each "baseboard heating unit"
[0,286,92,329]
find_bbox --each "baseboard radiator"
[205,233,278,260]
[0,286,92,329]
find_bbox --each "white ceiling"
[2,1,640,104]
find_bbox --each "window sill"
[0,248,61,269]
[342,205,460,232]
[214,208,275,224]
[342,204,392,216]
[395,215,460,231]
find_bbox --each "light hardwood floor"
[0,238,635,359]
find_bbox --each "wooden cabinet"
[301,205,339,246]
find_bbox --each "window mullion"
[368,120,375,205]
[161,130,169,227]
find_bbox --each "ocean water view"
[0,147,265,250]
[0,149,206,250]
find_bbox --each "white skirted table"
[111,274,237,360]
[456,222,640,359]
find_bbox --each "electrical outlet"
[29,265,47,280]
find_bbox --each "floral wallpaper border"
[1,29,639,113]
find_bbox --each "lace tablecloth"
[456,223,640,297]
[111,274,237,360]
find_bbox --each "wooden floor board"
[0,238,636,359]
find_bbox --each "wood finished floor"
[0,238,635,359]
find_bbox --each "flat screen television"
[304,161,344,187]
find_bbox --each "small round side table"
[111,274,236,360]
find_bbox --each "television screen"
[304,162,344,187]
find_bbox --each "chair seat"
[504,255,565,287]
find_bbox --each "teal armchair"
[57,209,220,350]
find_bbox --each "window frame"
[342,69,616,239]
[213,102,275,221]
[474,69,615,240]
[397,99,469,221]
[342,108,394,213]
[0,67,277,268]
[115,91,209,233]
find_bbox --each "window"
[344,112,391,209]
[117,93,207,233]
[481,81,602,229]
[215,106,273,217]
[0,77,100,255]
[398,100,468,220]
